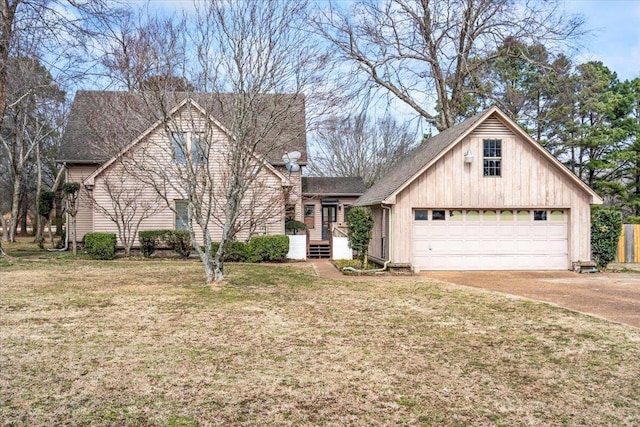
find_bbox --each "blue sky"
[145,0,640,81]
[566,0,640,80]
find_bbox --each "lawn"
[1,255,639,426]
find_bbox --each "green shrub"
[248,235,289,262]
[628,216,640,224]
[285,219,306,235]
[138,230,168,257]
[226,240,249,262]
[84,232,117,260]
[164,230,192,258]
[347,206,374,269]
[210,240,249,262]
[591,208,623,270]
[38,191,55,218]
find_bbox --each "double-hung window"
[175,200,189,230]
[483,139,502,177]
[172,131,207,164]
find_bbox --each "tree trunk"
[71,215,77,255]
[55,195,63,236]
[34,142,43,242]
[47,217,53,248]
[20,210,27,235]
[1,216,9,242]
[8,171,21,242]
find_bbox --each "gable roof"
[355,106,603,206]
[82,98,288,186]
[302,177,366,196]
[57,90,307,165]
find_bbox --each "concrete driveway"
[422,270,640,328]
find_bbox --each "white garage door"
[413,209,568,270]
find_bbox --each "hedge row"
[84,232,117,260]
[212,235,289,262]
[83,230,288,261]
[138,230,193,258]
[138,230,289,262]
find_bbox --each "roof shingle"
[58,90,307,164]
[302,177,366,196]
[354,110,488,206]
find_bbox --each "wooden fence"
[616,224,640,263]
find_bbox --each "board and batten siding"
[368,205,384,261]
[66,165,99,241]
[88,105,287,247]
[389,114,593,267]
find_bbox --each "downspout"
[341,204,392,273]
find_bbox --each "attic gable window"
[483,139,502,177]
[171,132,207,164]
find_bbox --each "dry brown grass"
[1,258,639,426]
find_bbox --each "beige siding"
[302,196,359,241]
[66,165,99,241]
[390,115,593,267]
[369,206,384,260]
[89,104,287,248]
[304,199,322,241]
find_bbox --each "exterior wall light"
[464,149,474,164]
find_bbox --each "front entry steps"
[308,243,330,259]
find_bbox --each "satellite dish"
[282,151,301,173]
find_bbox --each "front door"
[322,205,337,241]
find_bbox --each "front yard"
[1,256,639,426]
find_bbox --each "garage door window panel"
[550,210,564,221]
[415,210,428,221]
[517,210,530,221]
[449,210,463,221]
[466,210,480,221]
[483,210,497,220]
[501,210,514,221]
[432,210,446,220]
[534,210,548,221]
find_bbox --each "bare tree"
[62,182,79,255]
[0,0,128,245]
[88,169,163,257]
[0,57,64,241]
[313,0,585,131]
[309,111,418,187]
[90,1,326,283]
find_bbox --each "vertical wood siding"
[390,114,594,267]
[368,206,384,260]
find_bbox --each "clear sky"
[566,0,640,80]
[144,0,640,81]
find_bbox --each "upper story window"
[483,139,502,177]
[172,131,207,164]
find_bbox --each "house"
[355,106,603,271]
[301,177,366,258]
[57,90,363,258]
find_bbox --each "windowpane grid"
[483,139,502,177]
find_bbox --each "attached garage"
[355,106,603,271]
[412,209,568,270]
